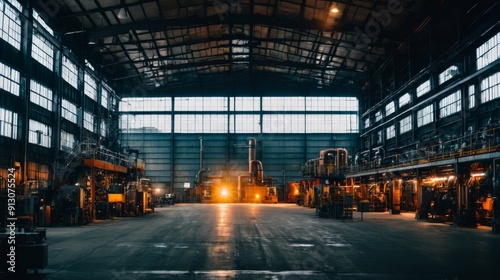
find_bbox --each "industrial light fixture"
[155,81,161,87]
[331,7,339,13]
[117,7,129,19]
[117,0,129,20]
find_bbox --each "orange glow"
[221,188,228,197]
[256,194,260,199]
[331,7,339,13]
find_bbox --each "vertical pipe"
[248,137,256,173]
[199,137,203,170]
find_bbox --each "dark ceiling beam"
[102,49,375,70]
[324,0,421,13]
[59,0,158,19]
[87,14,356,39]
[111,58,363,80]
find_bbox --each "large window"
[61,99,77,123]
[377,130,383,144]
[477,32,500,70]
[60,130,75,151]
[440,90,461,118]
[416,80,431,98]
[30,80,53,111]
[0,107,18,139]
[33,9,54,36]
[468,85,475,109]
[386,125,396,140]
[101,86,109,109]
[399,93,411,107]
[307,114,358,133]
[480,72,500,103]
[83,111,95,132]
[120,114,171,133]
[364,117,370,129]
[263,97,304,111]
[417,105,434,127]
[439,65,459,84]
[0,0,22,50]
[119,96,359,134]
[29,119,51,148]
[62,56,78,88]
[400,115,412,134]
[174,114,227,133]
[263,114,305,133]
[120,97,171,112]
[175,97,227,111]
[230,97,260,111]
[31,33,54,71]
[0,61,20,96]
[229,114,260,133]
[385,101,395,116]
[305,97,358,111]
[84,72,97,101]
[100,120,106,137]
[375,110,382,122]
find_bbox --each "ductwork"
[247,138,263,181]
[248,137,257,170]
[250,159,263,181]
[197,168,212,185]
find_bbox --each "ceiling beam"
[111,58,363,81]
[87,14,356,39]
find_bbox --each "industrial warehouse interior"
[1,0,500,279]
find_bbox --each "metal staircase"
[53,144,84,183]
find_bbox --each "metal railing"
[346,126,500,175]
[80,141,131,168]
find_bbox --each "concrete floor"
[6,203,500,279]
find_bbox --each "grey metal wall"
[121,133,359,196]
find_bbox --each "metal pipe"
[248,137,257,173]
[199,137,203,170]
[197,168,211,185]
[250,160,263,181]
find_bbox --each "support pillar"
[391,178,401,214]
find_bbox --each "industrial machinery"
[238,138,278,203]
[193,138,277,204]
[302,148,348,178]
[49,141,153,222]
[195,169,227,203]
[126,178,154,215]
[0,179,48,274]
[107,184,126,217]
[299,148,354,219]
[242,178,278,204]
[55,185,91,226]
[316,184,355,219]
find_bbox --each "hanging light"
[117,7,129,19]
[117,0,129,20]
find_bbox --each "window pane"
[120,114,171,133]
[120,97,172,112]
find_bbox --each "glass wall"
[119,96,359,134]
